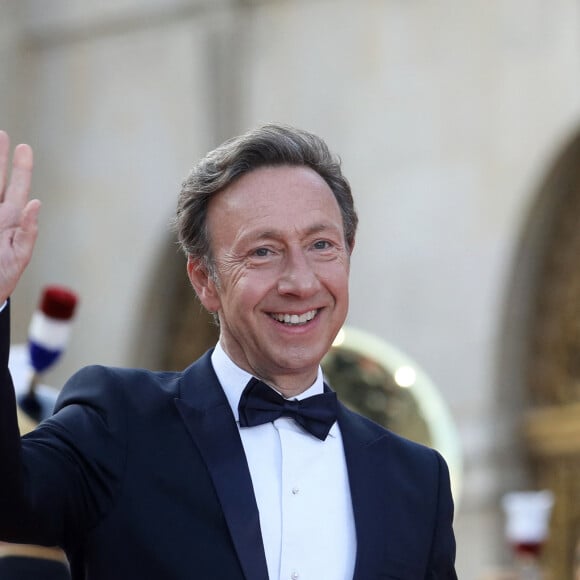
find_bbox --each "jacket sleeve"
[0,302,126,550]
[427,451,458,579]
[0,301,29,510]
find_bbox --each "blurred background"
[2,1,580,578]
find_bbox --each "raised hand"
[0,130,41,304]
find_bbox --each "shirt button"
[291,486,300,495]
[291,572,299,580]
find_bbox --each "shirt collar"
[211,342,329,428]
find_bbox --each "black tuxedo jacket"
[0,305,457,579]
[0,555,71,580]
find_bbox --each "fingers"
[0,133,39,301]
[12,199,41,265]
[4,143,33,207]
[20,199,42,231]
[0,130,9,196]
[0,131,34,208]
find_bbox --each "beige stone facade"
[2,1,580,577]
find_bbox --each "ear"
[187,256,221,313]
[348,237,355,255]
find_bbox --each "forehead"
[207,165,344,241]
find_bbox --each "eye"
[313,240,332,250]
[252,247,272,257]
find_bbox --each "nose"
[277,248,321,297]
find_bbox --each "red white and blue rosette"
[28,286,78,374]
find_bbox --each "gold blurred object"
[479,569,518,580]
[524,403,580,457]
[321,326,462,503]
[0,542,68,563]
[520,130,580,580]
[523,403,580,579]
[16,407,36,435]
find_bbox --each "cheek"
[230,268,277,297]
[319,263,350,292]
[219,275,265,315]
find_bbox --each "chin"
[273,352,322,373]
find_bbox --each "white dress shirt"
[212,343,356,580]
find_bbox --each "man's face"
[188,165,351,392]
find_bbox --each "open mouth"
[269,309,318,326]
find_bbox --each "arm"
[0,302,24,500]
[0,131,44,540]
[1,339,127,548]
[0,134,124,551]
[0,129,40,480]
[426,451,458,579]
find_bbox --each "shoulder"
[338,402,447,472]
[66,364,182,390]
[52,351,216,417]
[54,364,184,413]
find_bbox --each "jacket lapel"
[174,352,269,580]
[337,403,397,580]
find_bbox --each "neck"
[218,340,318,398]
[247,363,318,398]
[261,376,317,399]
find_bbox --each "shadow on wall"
[131,237,218,372]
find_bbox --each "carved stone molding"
[525,132,580,579]
[524,403,580,457]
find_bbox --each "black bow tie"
[238,378,338,441]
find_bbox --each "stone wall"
[2,1,580,577]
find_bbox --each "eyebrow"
[251,222,342,241]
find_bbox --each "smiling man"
[0,125,457,579]
[187,165,351,397]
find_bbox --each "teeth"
[271,309,317,325]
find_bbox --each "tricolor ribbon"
[19,286,78,422]
[28,286,78,373]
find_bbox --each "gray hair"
[174,124,358,269]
